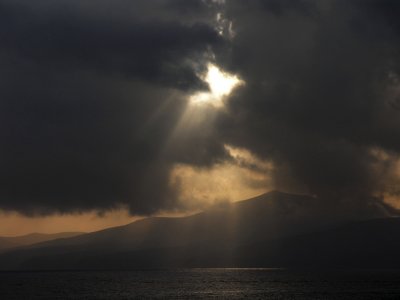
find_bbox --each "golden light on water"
[190,64,243,107]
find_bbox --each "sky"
[2,0,400,235]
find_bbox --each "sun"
[190,64,243,107]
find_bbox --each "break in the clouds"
[0,0,228,215]
[2,0,400,216]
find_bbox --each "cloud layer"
[2,0,400,215]
[0,0,225,215]
[216,0,400,201]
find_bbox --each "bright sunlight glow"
[190,64,243,107]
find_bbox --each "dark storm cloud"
[3,0,400,216]
[0,0,223,90]
[0,0,225,215]
[214,0,400,202]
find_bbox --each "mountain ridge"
[0,232,84,253]
[0,191,398,270]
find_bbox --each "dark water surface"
[1,268,400,299]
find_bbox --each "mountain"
[0,232,84,253]
[0,191,397,270]
[236,217,400,268]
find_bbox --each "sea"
[1,268,400,299]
